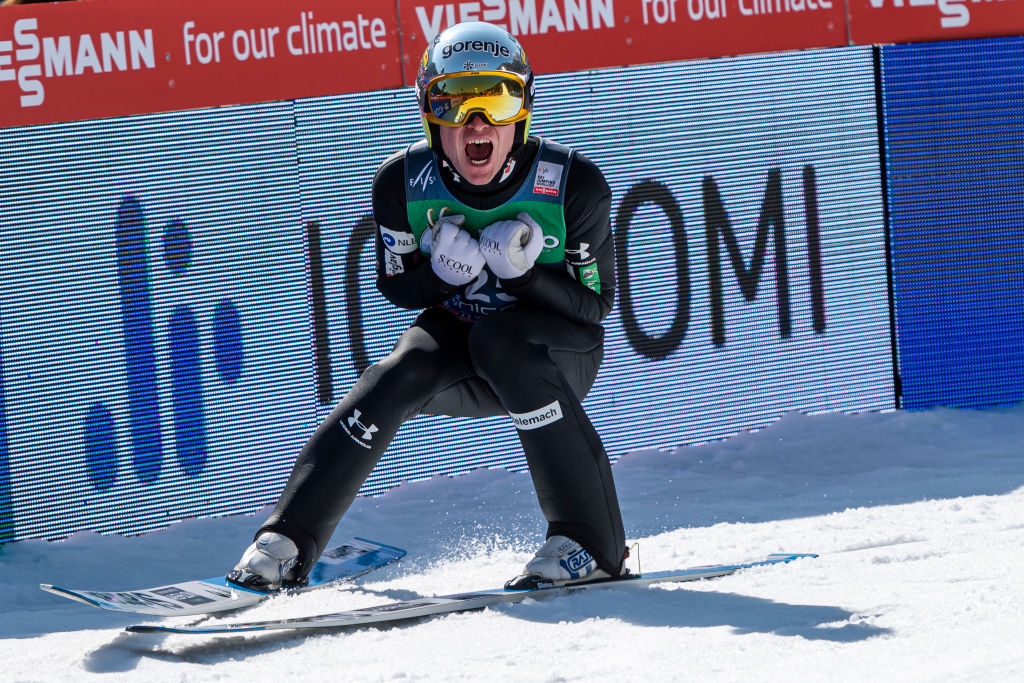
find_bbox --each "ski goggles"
[422,72,530,127]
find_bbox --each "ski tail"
[40,537,406,617]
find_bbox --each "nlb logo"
[379,225,418,255]
[0,18,155,108]
[83,195,244,491]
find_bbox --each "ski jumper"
[258,137,626,576]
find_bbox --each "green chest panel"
[404,139,572,265]
[403,139,574,321]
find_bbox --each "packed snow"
[3,404,1024,681]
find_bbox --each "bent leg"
[467,307,626,575]
[259,308,475,575]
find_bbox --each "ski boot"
[226,531,302,591]
[505,535,613,590]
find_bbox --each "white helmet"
[415,22,534,150]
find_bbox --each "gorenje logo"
[440,38,511,60]
[0,18,155,107]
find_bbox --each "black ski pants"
[259,305,626,576]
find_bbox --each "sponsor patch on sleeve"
[384,250,404,276]
[379,225,419,254]
[579,263,601,294]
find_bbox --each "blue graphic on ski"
[126,552,816,634]
[41,537,405,617]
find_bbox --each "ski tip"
[125,624,203,634]
[125,625,196,635]
[126,623,263,635]
[40,584,71,599]
[767,552,818,561]
[40,583,75,597]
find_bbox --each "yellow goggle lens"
[426,73,527,126]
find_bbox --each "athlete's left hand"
[479,212,544,280]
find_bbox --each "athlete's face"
[438,114,516,185]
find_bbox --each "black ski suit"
[258,136,626,576]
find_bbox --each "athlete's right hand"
[419,213,465,255]
[428,221,486,286]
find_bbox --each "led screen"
[0,104,315,540]
[882,36,1024,409]
[295,46,893,497]
[0,46,894,542]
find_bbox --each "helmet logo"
[440,40,512,60]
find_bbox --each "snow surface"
[3,405,1024,682]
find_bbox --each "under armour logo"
[441,159,462,184]
[565,242,591,260]
[347,409,378,441]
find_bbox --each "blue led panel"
[882,37,1024,409]
[0,104,313,541]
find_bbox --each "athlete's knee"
[358,346,446,405]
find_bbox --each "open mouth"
[465,139,493,166]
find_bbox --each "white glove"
[428,221,486,286]
[479,212,545,280]
[419,213,466,256]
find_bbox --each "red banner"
[3,0,1024,128]
[398,0,847,81]
[0,0,402,128]
[847,0,1024,44]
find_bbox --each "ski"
[41,537,405,617]
[126,552,815,634]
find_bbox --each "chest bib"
[405,139,572,321]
